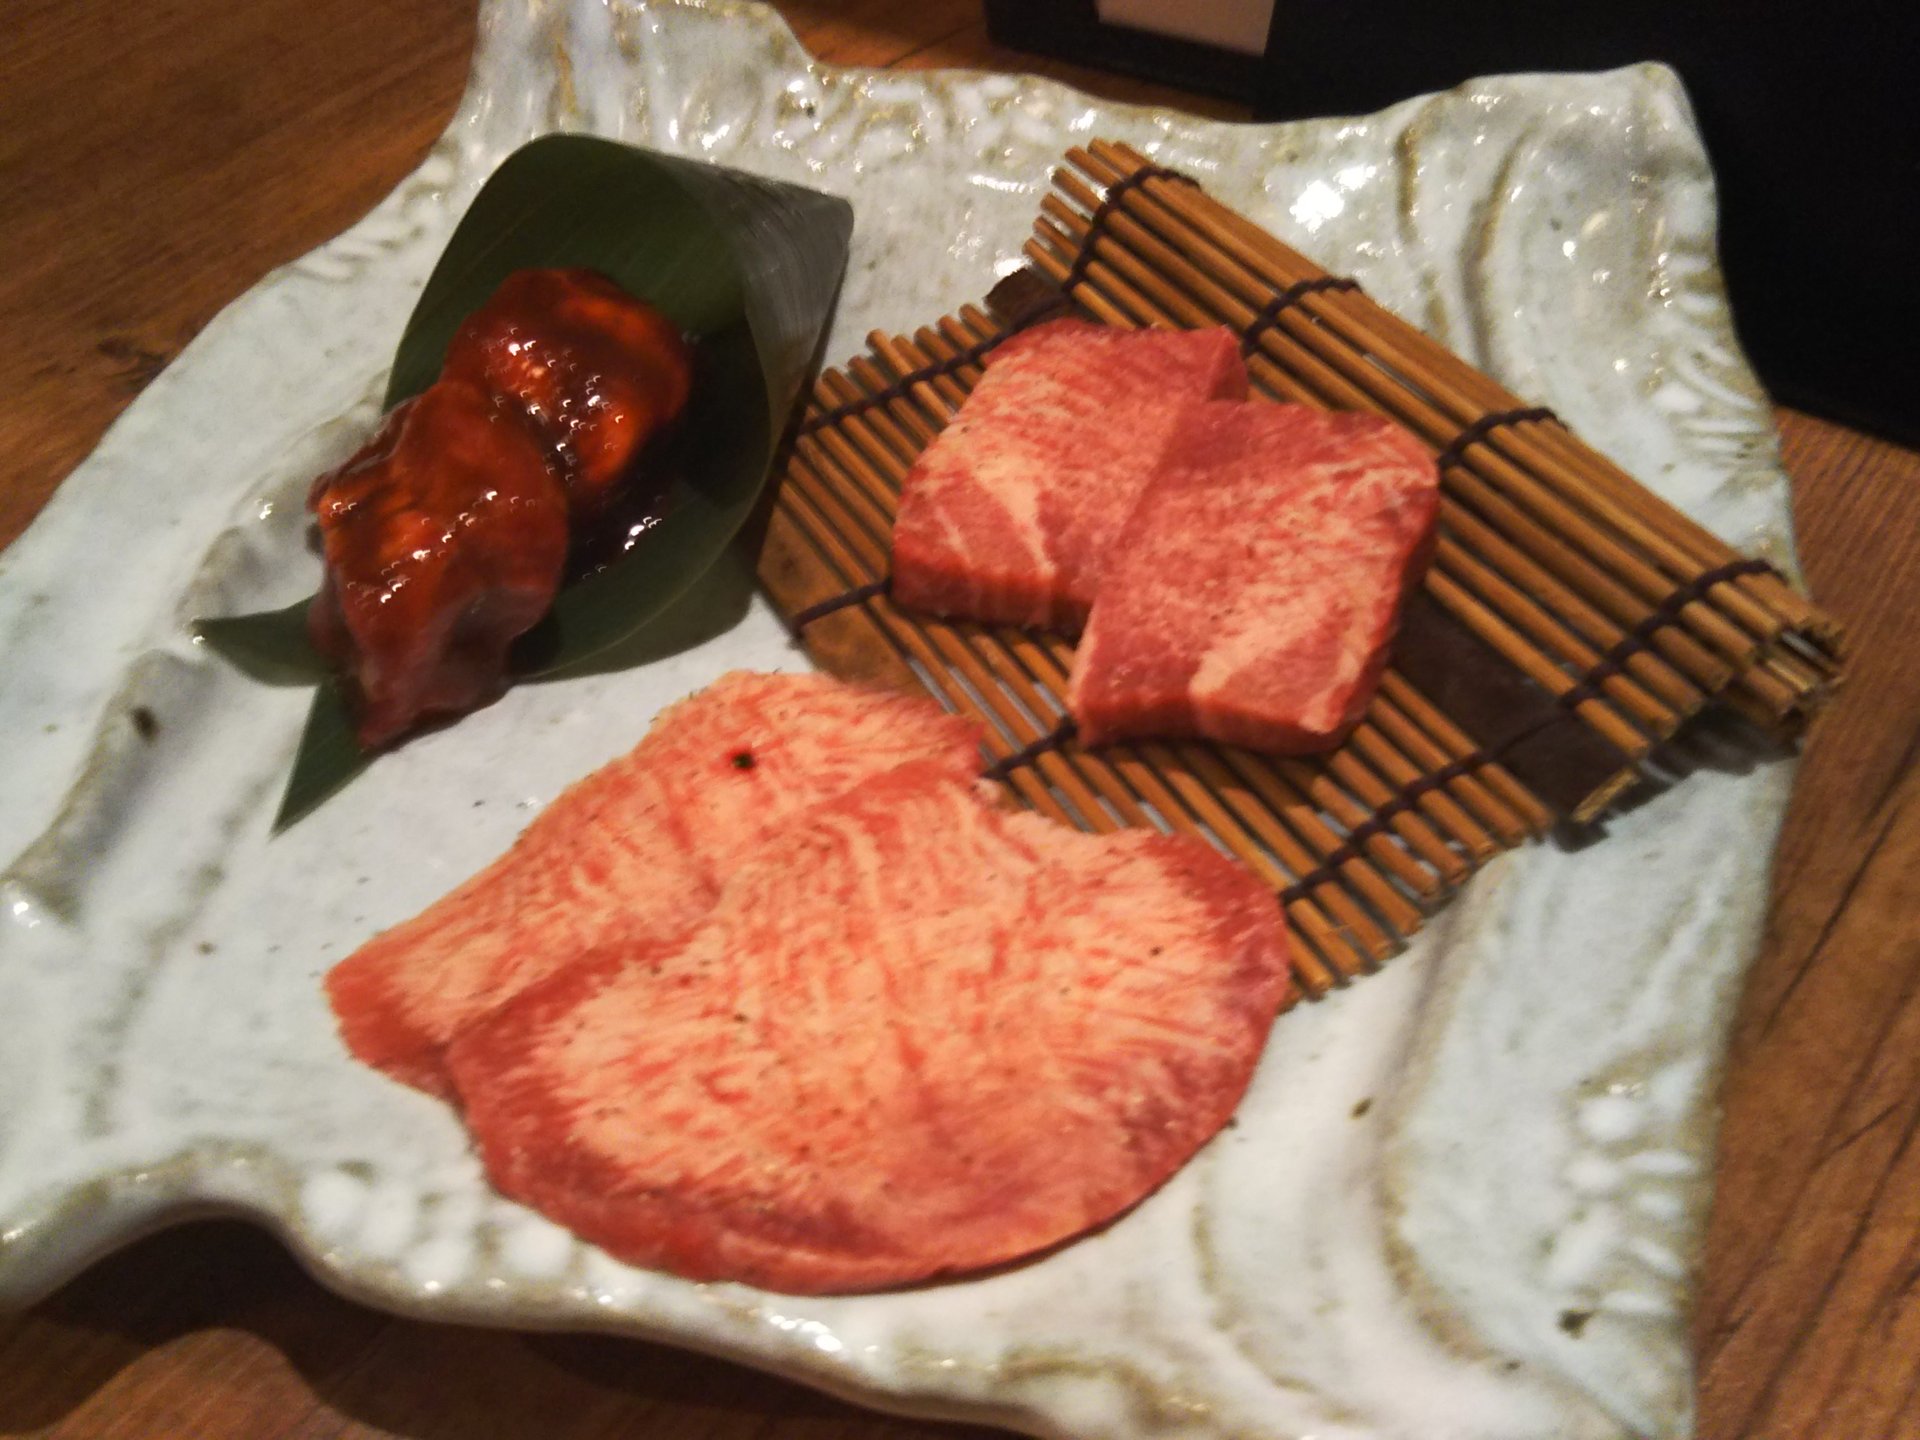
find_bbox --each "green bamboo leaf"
[195,599,330,685]
[193,136,852,831]
[273,676,371,832]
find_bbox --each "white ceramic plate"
[0,4,1800,1437]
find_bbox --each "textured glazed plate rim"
[0,4,1802,1438]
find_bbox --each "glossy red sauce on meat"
[306,268,695,747]
[443,267,694,519]
[307,379,569,749]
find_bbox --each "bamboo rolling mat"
[753,140,1844,998]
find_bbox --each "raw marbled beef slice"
[326,672,982,1095]
[891,319,1248,631]
[448,762,1291,1294]
[1069,401,1439,752]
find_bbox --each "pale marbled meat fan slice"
[325,672,983,1096]
[447,762,1291,1294]
[1069,402,1440,752]
[890,319,1247,632]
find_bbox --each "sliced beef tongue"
[448,758,1291,1294]
[325,672,983,1096]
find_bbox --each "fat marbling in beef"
[448,759,1291,1293]
[890,319,1247,632]
[1069,401,1439,752]
[325,672,983,1095]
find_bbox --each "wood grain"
[1691,416,1920,1440]
[0,0,475,556]
[2,3,1916,1438]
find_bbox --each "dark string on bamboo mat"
[1271,556,1782,904]
[789,577,891,631]
[1433,406,1560,471]
[795,334,1008,437]
[1238,276,1361,356]
[1557,556,1779,702]
[780,552,1780,912]
[982,719,1078,782]
[1062,164,1200,293]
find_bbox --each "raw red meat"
[890,319,1247,632]
[1069,401,1439,752]
[306,379,571,750]
[325,672,983,1096]
[447,760,1291,1294]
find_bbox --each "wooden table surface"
[2,3,1915,1437]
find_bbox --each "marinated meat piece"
[442,268,694,518]
[307,379,570,750]
[1069,401,1439,752]
[325,672,984,1096]
[890,320,1247,632]
[448,760,1291,1294]
[310,269,692,747]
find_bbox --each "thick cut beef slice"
[890,320,1247,632]
[326,672,982,1096]
[448,762,1291,1294]
[1070,402,1439,752]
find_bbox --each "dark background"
[988,0,1919,445]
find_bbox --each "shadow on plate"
[1550,707,1797,854]
[0,1218,1009,1440]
